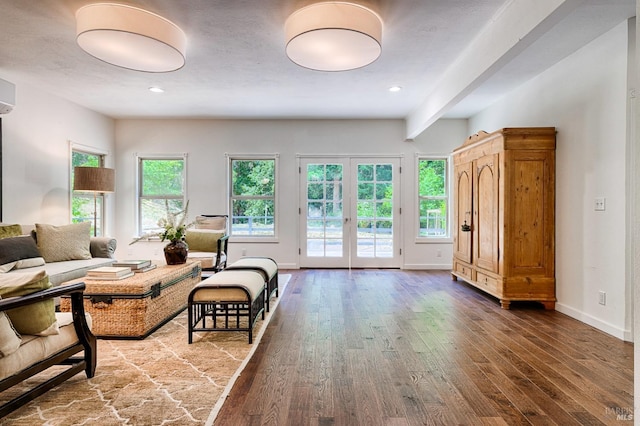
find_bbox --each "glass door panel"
[301,160,348,267]
[351,160,398,267]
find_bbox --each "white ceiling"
[0,0,635,137]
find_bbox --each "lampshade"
[73,167,115,193]
[76,3,186,72]
[285,2,383,72]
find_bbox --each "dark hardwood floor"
[214,269,633,425]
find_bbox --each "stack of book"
[86,266,134,280]
[112,260,157,273]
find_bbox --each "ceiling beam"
[405,0,583,139]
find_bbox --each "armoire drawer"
[454,261,473,280]
[475,271,500,295]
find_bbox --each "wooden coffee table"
[60,261,201,339]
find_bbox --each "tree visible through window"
[418,158,448,237]
[138,157,186,236]
[230,158,275,236]
[71,151,104,236]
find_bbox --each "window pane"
[141,199,184,235]
[231,159,276,237]
[308,183,324,200]
[307,164,324,181]
[232,199,274,236]
[232,160,274,196]
[141,159,184,196]
[418,158,448,238]
[138,157,185,237]
[375,183,391,201]
[358,164,373,181]
[376,164,392,182]
[326,164,343,181]
[419,159,446,197]
[419,199,447,237]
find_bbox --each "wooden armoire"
[451,127,556,310]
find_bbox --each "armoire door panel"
[474,154,499,273]
[453,162,473,263]
[505,152,554,276]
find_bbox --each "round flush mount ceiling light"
[285,2,383,72]
[76,3,187,73]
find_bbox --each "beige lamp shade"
[285,2,383,71]
[73,167,115,193]
[76,3,186,72]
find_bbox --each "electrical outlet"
[598,291,606,305]
[594,197,606,211]
[242,249,247,256]
[436,249,442,258]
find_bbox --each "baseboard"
[403,263,452,270]
[555,302,631,341]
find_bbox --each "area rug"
[0,274,290,425]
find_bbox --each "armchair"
[186,215,229,273]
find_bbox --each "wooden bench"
[187,270,265,344]
[225,257,278,309]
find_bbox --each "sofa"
[0,222,116,286]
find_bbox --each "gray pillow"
[0,236,42,272]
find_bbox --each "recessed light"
[388,86,402,92]
[149,86,164,93]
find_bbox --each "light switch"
[594,197,606,211]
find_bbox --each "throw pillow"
[35,222,92,263]
[14,257,45,270]
[0,235,43,272]
[194,216,227,231]
[0,306,21,358]
[0,224,23,239]
[0,270,57,336]
[185,229,224,252]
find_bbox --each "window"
[137,156,186,236]
[71,150,106,236]
[229,157,276,237]
[417,157,448,237]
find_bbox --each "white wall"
[0,77,115,229]
[114,118,467,268]
[469,21,630,339]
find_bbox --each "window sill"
[230,236,278,244]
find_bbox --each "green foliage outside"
[231,159,275,235]
[140,159,185,234]
[356,164,393,231]
[418,159,447,236]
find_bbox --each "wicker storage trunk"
[60,261,201,339]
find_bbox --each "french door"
[299,156,401,268]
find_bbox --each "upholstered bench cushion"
[227,257,277,279]
[193,270,264,302]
